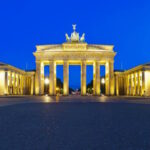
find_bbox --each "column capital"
[63,60,69,64]
[36,61,41,64]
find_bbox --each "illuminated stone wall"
[0,64,35,95]
[34,43,116,96]
[0,71,5,95]
[115,65,150,96]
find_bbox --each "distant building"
[115,63,150,96]
[0,62,35,95]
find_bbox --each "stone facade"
[115,63,150,96]
[33,25,116,96]
[0,62,35,95]
[33,42,116,96]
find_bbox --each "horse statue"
[80,33,85,42]
[65,34,70,42]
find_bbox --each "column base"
[93,94,101,96]
[49,94,57,96]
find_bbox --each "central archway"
[69,64,81,95]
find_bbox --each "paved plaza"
[0,96,150,150]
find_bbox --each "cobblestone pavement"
[0,96,150,150]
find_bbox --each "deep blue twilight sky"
[0,0,150,89]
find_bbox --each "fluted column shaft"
[105,61,114,95]
[142,71,145,95]
[63,61,69,95]
[131,74,133,95]
[12,73,15,94]
[9,72,12,95]
[14,73,16,94]
[35,61,44,95]
[4,71,8,95]
[93,62,100,95]
[137,72,140,95]
[134,73,137,95]
[31,76,34,95]
[81,61,86,95]
[126,75,129,95]
[116,75,119,96]
[49,61,56,95]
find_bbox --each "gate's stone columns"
[81,61,86,95]
[49,61,56,95]
[63,61,69,95]
[105,61,114,95]
[35,61,44,95]
[93,61,100,95]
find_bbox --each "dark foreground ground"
[0,96,150,150]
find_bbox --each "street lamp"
[44,78,49,85]
[101,78,105,84]
[44,78,49,94]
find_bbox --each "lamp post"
[44,78,49,94]
[101,78,105,95]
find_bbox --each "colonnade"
[35,60,115,96]
[126,71,144,96]
[4,71,34,95]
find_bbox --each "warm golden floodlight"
[44,78,49,85]
[101,78,105,84]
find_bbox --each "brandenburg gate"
[34,25,116,96]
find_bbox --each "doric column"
[21,75,24,95]
[137,72,140,95]
[131,74,133,95]
[19,75,22,95]
[14,73,17,94]
[134,73,137,95]
[16,74,19,94]
[130,74,132,95]
[12,73,14,94]
[18,74,21,94]
[123,75,127,95]
[4,71,8,95]
[93,61,100,95]
[115,75,119,96]
[63,61,69,95]
[142,71,145,95]
[9,72,12,95]
[23,75,26,95]
[105,61,114,95]
[31,75,34,95]
[49,61,56,95]
[35,61,44,95]
[126,75,129,95]
[20,75,22,95]
[81,61,86,95]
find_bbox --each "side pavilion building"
[0,62,35,95]
[34,25,116,96]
